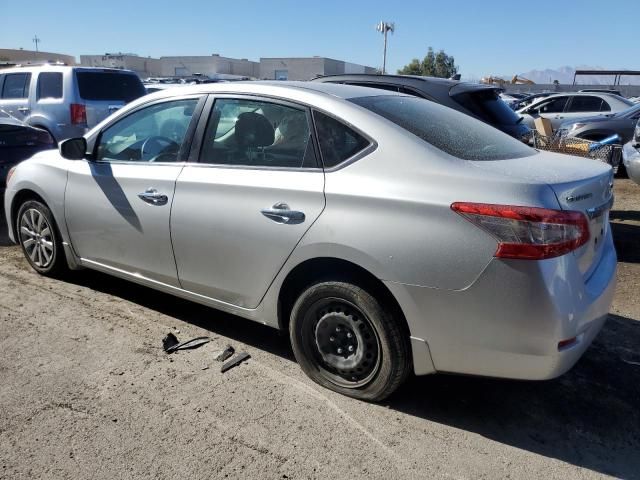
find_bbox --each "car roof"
[145,80,409,102]
[0,65,137,74]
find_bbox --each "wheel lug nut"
[337,348,343,354]
[346,332,353,338]
[336,326,341,332]
[348,345,354,352]
[329,336,335,342]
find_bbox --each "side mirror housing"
[59,137,87,160]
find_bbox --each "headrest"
[235,112,274,148]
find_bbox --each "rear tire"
[290,281,411,401]
[16,200,67,277]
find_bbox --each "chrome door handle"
[261,202,305,224]
[17,107,30,113]
[138,188,168,206]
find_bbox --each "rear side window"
[313,111,370,168]
[2,73,31,99]
[351,95,534,161]
[567,96,605,113]
[75,71,146,102]
[37,72,63,100]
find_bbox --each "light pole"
[376,21,394,74]
[33,35,41,52]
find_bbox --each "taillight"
[451,202,590,260]
[70,103,86,125]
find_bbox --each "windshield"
[351,95,535,161]
[451,89,521,125]
[75,71,146,102]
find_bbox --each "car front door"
[171,96,325,308]
[526,96,569,129]
[0,72,32,122]
[65,95,203,287]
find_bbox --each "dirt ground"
[1,180,639,480]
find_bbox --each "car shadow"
[386,313,640,479]
[610,221,640,263]
[610,209,640,222]
[60,268,639,478]
[63,268,295,362]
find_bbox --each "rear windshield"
[350,95,535,161]
[75,71,146,102]
[452,89,522,125]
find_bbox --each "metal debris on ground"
[214,344,235,362]
[221,352,251,373]
[162,333,210,354]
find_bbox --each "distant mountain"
[515,66,640,86]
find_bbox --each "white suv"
[0,65,146,143]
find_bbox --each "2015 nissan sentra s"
[3,82,616,401]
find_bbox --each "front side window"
[200,98,318,168]
[453,89,521,125]
[567,96,604,113]
[313,111,370,168]
[37,72,63,100]
[2,73,31,99]
[351,95,534,161]
[534,96,568,114]
[96,99,198,162]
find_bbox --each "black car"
[312,74,531,140]
[0,112,55,185]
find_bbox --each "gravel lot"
[1,180,639,480]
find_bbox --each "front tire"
[290,281,411,401]
[16,200,66,276]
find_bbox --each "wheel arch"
[277,257,410,337]
[10,189,48,240]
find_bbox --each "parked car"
[0,65,146,144]
[556,103,640,144]
[0,110,54,185]
[4,82,616,401]
[517,92,633,131]
[313,74,531,140]
[621,119,640,184]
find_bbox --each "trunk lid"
[470,151,615,279]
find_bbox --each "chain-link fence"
[531,131,622,167]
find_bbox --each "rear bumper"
[387,233,617,379]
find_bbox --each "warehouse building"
[260,57,376,80]
[79,53,374,80]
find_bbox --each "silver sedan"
[4,82,616,401]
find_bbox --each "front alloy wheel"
[16,200,66,276]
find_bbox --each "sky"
[0,0,634,79]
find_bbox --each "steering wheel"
[140,135,179,162]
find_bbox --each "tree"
[398,47,458,78]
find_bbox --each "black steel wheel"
[290,281,411,401]
[16,200,66,276]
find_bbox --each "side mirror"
[59,137,87,160]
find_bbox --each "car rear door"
[0,72,32,122]
[65,95,204,286]
[562,95,608,125]
[171,95,325,308]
